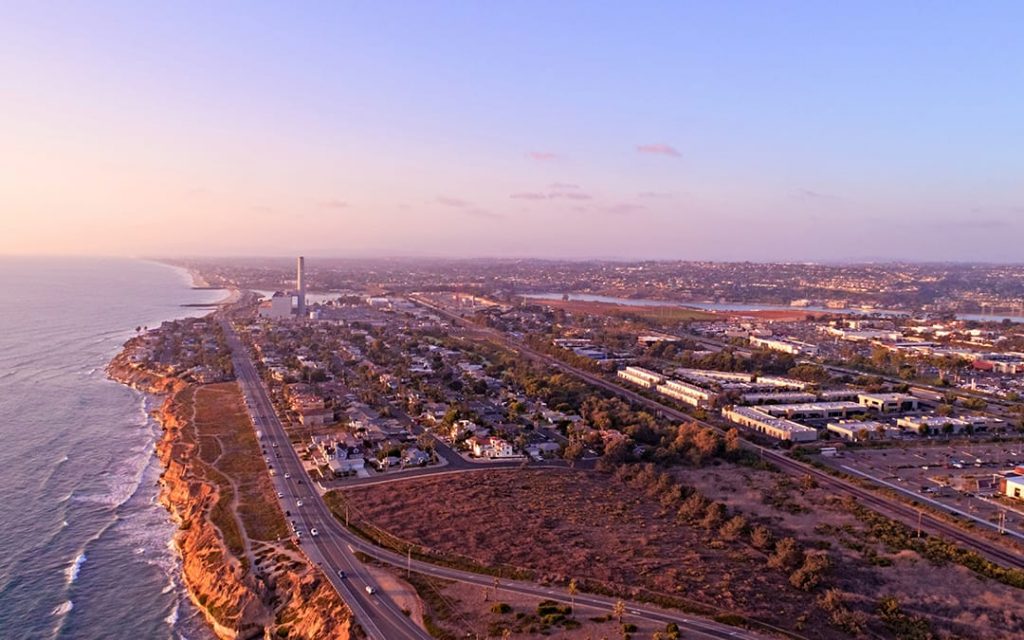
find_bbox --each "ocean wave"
[165,602,179,626]
[65,552,86,585]
[51,600,73,617]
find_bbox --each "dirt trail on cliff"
[110,340,357,640]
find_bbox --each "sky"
[2,1,1023,262]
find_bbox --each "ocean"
[0,258,224,640]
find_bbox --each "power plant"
[296,256,306,317]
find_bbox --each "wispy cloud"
[526,151,559,161]
[321,199,349,209]
[436,196,470,208]
[550,191,592,201]
[510,192,549,200]
[636,143,680,157]
[602,203,647,216]
[464,208,503,220]
[937,217,1012,230]
[637,191,673,199]
[795,189,844,202]
[548,182,580,190]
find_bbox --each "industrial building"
[895,414,998,435]
[749,335,818,356]
[617,366,664,388]
[760,401,863,421]
[296,256,307,317]
[721,406,818,442]
[656,378,715,407]
[741,391,817,405]
[857,393,919,413]
[259,291,293,319]
[826,420,900,441]
[1001,471,1024,500]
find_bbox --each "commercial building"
[760,401,863,421]
[617,366,664,389]
[857,393,919,413]
[1001,472,1024,500]
[749,335,818,356]
[895,415,998,435]
[721,406,818,442]
[826,420,900,441]
[656,379,715,407]
[741,391,817,405]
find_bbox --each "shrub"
[749,524,774,550]
[789,550,830,591]
[718,515,747,541]
[768,537,804,571]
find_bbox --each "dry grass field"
[338,466,1024,639]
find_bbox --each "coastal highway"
[221,317,431,640]
[410,297,1024,572]
[220,316,770,640]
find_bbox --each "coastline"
[107,335,356,640]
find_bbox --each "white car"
[284,473,291,479]
[310,527,319,537]
[296,499,304,507]
[277,491,284,498]
[364,586,375,595]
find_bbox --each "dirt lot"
[339,466,1024,639]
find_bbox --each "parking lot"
[816,442,1024,539]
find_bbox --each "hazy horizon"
[4,2,1023,261]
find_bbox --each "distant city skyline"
[3,2,1023,261]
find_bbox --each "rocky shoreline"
[108,337,356,639]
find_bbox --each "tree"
[612,599,626,624]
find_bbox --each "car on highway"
[284,473,291,479]
[310,527,319,536]
[337,570,346,579]
[296,499,303,507]
[277,491,284,498]
[364,586,375,595]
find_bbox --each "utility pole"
[917,509,923,538]
[999,510,1007,535]
[407,546,412,578]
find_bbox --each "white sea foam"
[51,600,73,616]
[65,552,86,584]
[165,602,179,626]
